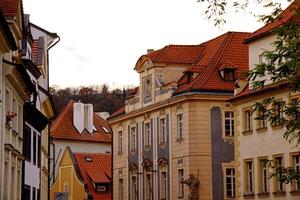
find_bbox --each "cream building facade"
[109,32,250,200]
[229,2,300,199]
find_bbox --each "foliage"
[198,0,300,184]
[50,85,132,115]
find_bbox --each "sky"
[22,0,287,89]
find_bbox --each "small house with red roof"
[108,31,250,199]
[50,100,112,186]
[50,147,111,200]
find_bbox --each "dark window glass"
[23,125,31,161]
[32,187,36,200]
[38,135,41,167]
[33,131,37,165]
[22,185,30,200]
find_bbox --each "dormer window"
[143,76,152,103]
[220,69,236,82]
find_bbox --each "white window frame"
[244,110,252,131]
[159,118,167,144]
[118,130,123,154]
[130,126,137,151]
[246,161,253,193]
[177,114,184,140]
[145,122,152,147]
[225,168,235,198]
[224,111,234,137]
[261,159,268,193]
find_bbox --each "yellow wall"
[50,148,86,200]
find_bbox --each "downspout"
[46,35,60,199]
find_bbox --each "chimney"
[84,104,94,133]
[73,102,84,133]
[147,49,154,53]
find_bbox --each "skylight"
[85,157,93,162]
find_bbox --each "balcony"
[4,124,22,154]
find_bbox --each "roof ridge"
[50,99,74,133]
[191,32,234,89]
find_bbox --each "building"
[108,31,250,200]
[229,1,300,199]
[50,147,112,200]
[50,100,112,185]
[21,15,59,200]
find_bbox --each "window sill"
[256,127,267,133]
[243,192,255,199]
[257,192,270,198]
[290,190,300,196]
[272,191,286,197]
[242,130,253,135]
[176,138,184,143]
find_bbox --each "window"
[118,131,123,154]
[64,182,69,192]
[18,104,22,133]
[130,127,137,151]
[257,110,267,129]
[177,114,184,140]
[145,122,152,147]
[259,159,268,193]
[293,155,300,190]
[37,189,40,200]
[245,160,254,193]
[85,157,93,162]
[244,109,252,131]
[225,168,235,198]
[224,69,235,82]
[145,78,152,98]
[22,185,30,200]
[96,185,106,192]
[23,125,31,161]
[119,179,123,200]
[33,131,37,165]
[178,169,184,198]
[145,174,152,200]
[130,176,137,200]
[159,118,167,143]
[273,156,284,192]
[38,135,41,167]
[160,171,167,199]
[272,100,284,126]
[33,187,36,200]
[225,111,234,137]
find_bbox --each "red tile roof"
[245,1,300,43]
[109,106,125,119]
[0,0,20,17]
[175,32,250,94]
[147,45,205,65]
[50,100,112,143]
[74,152,111,200]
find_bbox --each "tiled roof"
[175,32,250,94]
[32,39,38,65]
[0,0,20,17]
[50,100,112,143]
[245,1,300,43]
[74,152,111,200]
[126,86,139,99]
[147,45,205,65]
[109,106,125,119]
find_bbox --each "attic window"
[96,185,106,192]
[220,69,236,82]
[85,157,93,162]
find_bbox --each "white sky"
[22,0,289,89]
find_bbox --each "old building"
[50,147,112,200]
[21,15,59,200]
[108,31,249,200]
[229,2,300,199]
[49,100,112,187]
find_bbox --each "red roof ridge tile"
[50,99,74,133]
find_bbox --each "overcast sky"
[22,0,289,89]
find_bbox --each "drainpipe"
[46,35,60,199]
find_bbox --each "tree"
[198,0,300,183]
